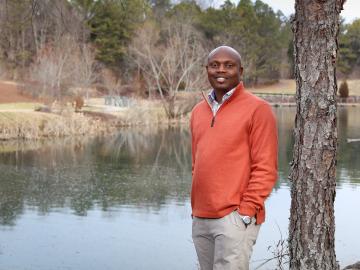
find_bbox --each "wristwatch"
[241,215,252,226]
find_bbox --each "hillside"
[0,81,37,103]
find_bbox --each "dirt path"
[0,81,38,103]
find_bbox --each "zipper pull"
[211,116,215,127]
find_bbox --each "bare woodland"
[130,21,207,118]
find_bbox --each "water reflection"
[273,106,360,186]
[1,107,360,227]
[0,127,193,226]
[337,107,360,185]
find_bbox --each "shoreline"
[270,102,360,107]
[0,97,359,143]
[256,93,360,107]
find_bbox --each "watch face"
[242,216,251,225]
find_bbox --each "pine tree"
[289,0,346,269]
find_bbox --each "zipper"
[211,116,215,127]
[201,90,235,128]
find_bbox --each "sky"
[214,0,359,23]
[261,0,359,23]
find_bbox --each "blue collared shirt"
[208,87,236,116]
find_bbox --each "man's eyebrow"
[208,60,237,63]
[209,58,237,61]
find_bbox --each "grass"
[0,111,58,127]
[0,99,182,141]
[0,102,42,111]
[248,80,296,95]
[0,111,115,140]
[85,98,185,126]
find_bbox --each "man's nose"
[217,64,226,72]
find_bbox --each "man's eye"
[226,64,234,68]
[210,63,218,68]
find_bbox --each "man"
[190,46,278,270]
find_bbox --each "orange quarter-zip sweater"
[190,82,278,224]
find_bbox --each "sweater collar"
[230,82,244,99]
[202,82,244,107]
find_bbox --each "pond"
[0,107,359,270]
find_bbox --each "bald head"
[207,46,242,67]
[206,46,243,93]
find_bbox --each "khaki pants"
[192,210,260,270]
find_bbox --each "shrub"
[74,96,84,112]
[339,80,349,98]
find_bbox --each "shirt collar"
[208,87,237,104]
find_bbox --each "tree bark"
[289,1,346,269]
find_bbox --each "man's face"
[206,50,243,92]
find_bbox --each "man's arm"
[238,103,278,218]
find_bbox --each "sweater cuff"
[238,204,257,217]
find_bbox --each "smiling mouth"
[216,77,226,83]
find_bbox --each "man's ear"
[239,67,244,77]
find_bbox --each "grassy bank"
[0,102,42,111]
[84,98,191,126]
[0,99,191,141]
[0,110,115,140]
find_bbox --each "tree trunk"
[289,1,346,269]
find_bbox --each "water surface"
[0,107,359,270]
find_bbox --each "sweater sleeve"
[190,111,196,176]
[238,103,278,217]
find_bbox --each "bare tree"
[72,43,99,100]
[130,21,207,119]
[30,35,77,97]
[289,0,346,269]
[30,36,99,100]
